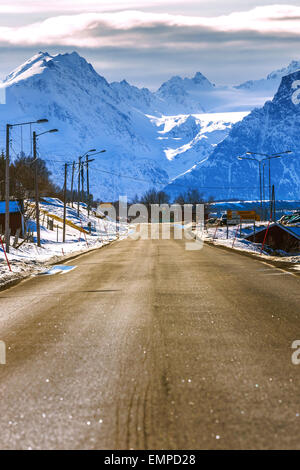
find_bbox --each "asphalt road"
[0,227,300,450]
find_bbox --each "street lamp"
[262,162,266,220]
[246,151,292,220]
[238,150,292,221]
[84,150,106,216]
[33,128,58,247]
[237,155,264,218]
[5,118,49,252]
[76,149,103,216]
[76,149,96,216]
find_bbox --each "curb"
[0,236,121,292]
[204,239,300,277]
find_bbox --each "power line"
[2,128,278,194]
[3,148,270,193]
[90,166,263,191]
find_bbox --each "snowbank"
[198,224,300,264]
[0,200,129,289]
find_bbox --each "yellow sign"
[227,210,259,221]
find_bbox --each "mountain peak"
[4,51,53,84]
[267,60,300,80]
[3,50,108,89]
[272,69,300,107]
[235,59,300,94]
[192,71,212,85]
[54,51,84,64]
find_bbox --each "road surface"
[0,227,300,450]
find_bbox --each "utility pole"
[77,157,82,216]
[244,151,292,221]
[33,127,58,247]
[4,118,50,251]
[86,149,106,217]
[85,155,96,217]
[86,155,90,217]
[238,151,292,221]
[268,159,271,220]
[81,163,84,205]
[76,149,100,216]
[272,185,276,222]
[71,161,75,208]
[33,131,41,247]
[262,163,266,221]
[63,163,68,243]
[258,160,262,220]
[5,124,11,253]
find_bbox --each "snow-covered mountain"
[236,60,300,93]
[155,72,214,114]
[165,70,300,201]
[0,52,169,200]
[0,51,248,200]
[149,112,249,179]
[155,62,300,114]
[0,51,299,201]
[110,79,165,115]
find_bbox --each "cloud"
[0,5,299,49]
[0,0,189,14]
[0,4,299,88]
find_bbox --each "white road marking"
[38,265,77,276]
[263,272,293,276]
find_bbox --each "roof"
[245,223,300,241]
[284,225,300,239]
[0,201,21,214]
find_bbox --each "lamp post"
[85,157,94,217]
[238,150,292,221]
[63,163,68,243]
[237,156,263,218]
[76,149,96,217]
[70,162,75,207]
[246,151,292,220]
[84,150,106,216]
[262,162,266,220]
[77,156,82,217]
[33,128,58,247]
[5,118,48,252]
[62,160,77,242]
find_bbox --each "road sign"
[227,210,259,222]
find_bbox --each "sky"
[0,1,300,89]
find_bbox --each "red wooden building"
[0,201,24,237]
[246,223,300,253]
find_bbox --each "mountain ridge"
[0,51,299,201]
[165,70,300,201]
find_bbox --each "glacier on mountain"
[165,71,300,201]
[0,51,299,201]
